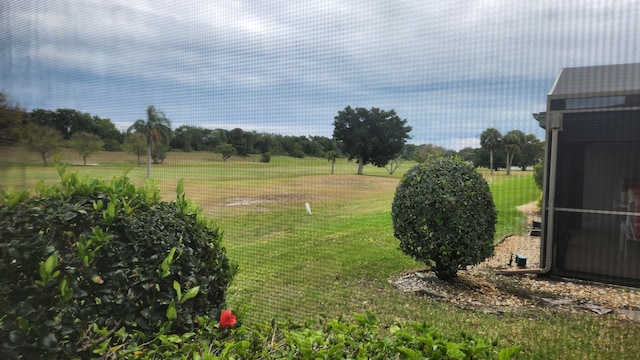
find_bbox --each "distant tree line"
[0,92,544,173]
[401,129,544,174]
[0,92,344,166]
[169,125,341,159]
[477,128,544,173]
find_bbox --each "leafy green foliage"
[392,158,497,280]
[480,127,502,178]
[69,131,104,165]
[124,131,147,166]
[216,143,236,162]
[259,151,271,163]
[127,105,173,177]
[20,124,65,166]
[502,130,526,175]
[532,163,544,212]
[95,311,519,359]
[533,163,544,190]
[513,134,544,171]
[0,91,27,146]
[0,165,235,358]
[413,143,450,163]
[333,106,412,175]
[170,126,340,159]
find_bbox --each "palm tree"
[127,106,172,179]
[480,128,502,183]
[327,151,339,175]
[502,130,526,176]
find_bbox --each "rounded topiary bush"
[0,166,235,358]
[392,158,497,280]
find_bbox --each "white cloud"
[440,137,481,152]
[1,0,638,148]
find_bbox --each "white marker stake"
[305,202,312,215]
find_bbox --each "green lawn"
[3,147,640,359]
[487,171,540,238]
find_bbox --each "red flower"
[219,309,237,329]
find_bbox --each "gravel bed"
[391,203,640,320]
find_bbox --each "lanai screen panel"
[545,63,640,285]
[551,111,640,284]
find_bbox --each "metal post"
[541,113,562,272]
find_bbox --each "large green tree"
[216,143,236,162]
[124,131,147,166]
[413,143,448,163]
[91,115,123,151]
[457,147,478,165]
[171,125,221,152]
[69,131,104,165]
[227,128,254,156]
[475,147,507,170]
[127,106,172,179]
[333,106,411,175]
[28,109,56,128]
[55,108,91,139]
[20,124,65,167]
[309,135,340,155]
[30,108,93,139]
[280,136,305,158]
[513,134,544,170]
[502,130,526,175]
[253,133,277,154]
[28,108,121,150]
[0,92,27,146]
[480,128,502,182]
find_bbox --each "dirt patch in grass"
[198,175,399,214]
[392,202,640,321]
[224,194,306,207]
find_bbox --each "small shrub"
[0,165,236,358]
[392,158,497,280]
[536,192,543,213]
[533,163,544,190]
[260,151,272,163]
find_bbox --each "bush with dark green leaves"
[260,151,272,163]
[392,158,497,280]
[533,163,544,190]
[0,166,236,359]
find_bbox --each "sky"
[1,1,638,151]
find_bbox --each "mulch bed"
[391,204,640,320]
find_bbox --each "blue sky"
[2,1,638,150]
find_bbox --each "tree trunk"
[146,139,152,179]
[357,156,364,175]
[331,159,335,175]
[42,153,48,167]
[489,149,494,181]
